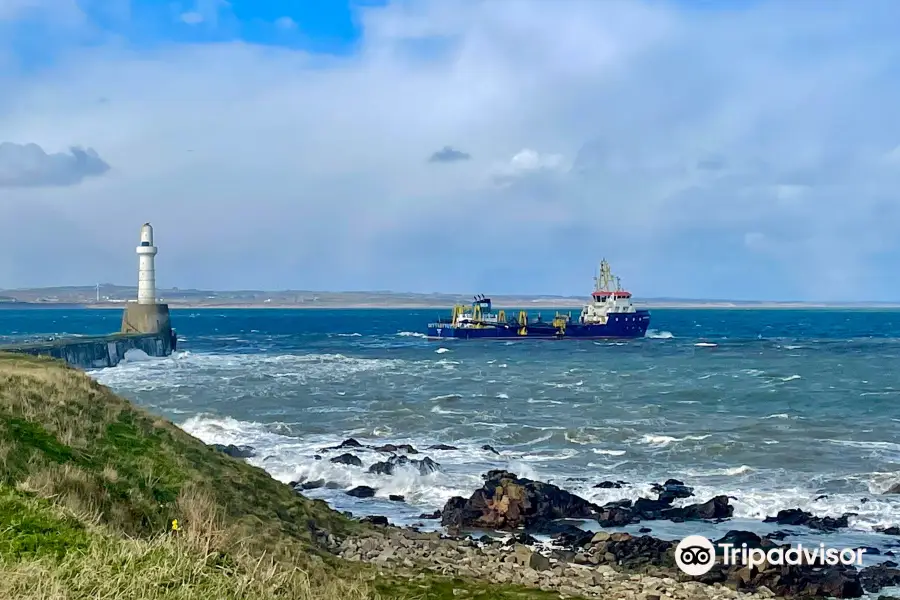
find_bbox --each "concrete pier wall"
[0,331,176,370]
[121,303,171,336]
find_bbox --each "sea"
[3,307,900,578]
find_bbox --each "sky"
[2,0,900,301]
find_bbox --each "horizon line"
[1,284,899,305]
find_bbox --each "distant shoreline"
[21,302,900,310]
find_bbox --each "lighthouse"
[137,223,157,304]
[120,223,174,352]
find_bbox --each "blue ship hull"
[426,310,651,340]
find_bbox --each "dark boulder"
[633,497,672,516]
[716,529,764,548]
[596,494,733,526]
[481,444,499,454]
[593,481,624,489]
[323,438,363,451]
[502,532,539,546]
[346,486,376,498]
[388,494,405,502]
[211,443,255,458]
[652,479,695,504]
[763,508,850,532]
[721,561,863,598]
[360,515,389,526]
[330,453,363,467]
[596,502,638,527]
[885,483,900,494]
[418,510,441,519]
[300,479,326,490]
[427,444,458,450]
[528,521,593,548]
[417,456,441,474]
[876,526,900,536]
[368,460,394,475]
[440,470,598,530]
[860,562,900,593]
[367,455,441,476]
[661,495,733,521]
[600,533,675,569]
[372,443,418,454]
[714,530,780,553]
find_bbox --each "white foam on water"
[435,347,450,354]
[122,348,152,362]
[645,329,674,339]
[638,434,710,447]
[177,413,847,530]
[429,394,463,402]
[88,349,900,545]
[396,331,427,338]
[430,406,467,415]
[694,342,718,347]
[94,351,409,389]
[179,414,486,512]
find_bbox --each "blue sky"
[2,0,900,300]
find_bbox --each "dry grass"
[0,487,376,600]
[0,352,570,600]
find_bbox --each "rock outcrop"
[440,470,599,530]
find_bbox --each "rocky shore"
[217,440,900,599]
[335,526,772,600]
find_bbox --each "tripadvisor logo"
[674,535,866,577]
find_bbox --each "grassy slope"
[0,353,565,600]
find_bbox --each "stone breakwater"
[334,526,778,600]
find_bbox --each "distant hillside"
[1,285,898,308]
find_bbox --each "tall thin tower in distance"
[121,222,173,349]
[136,223,157,304]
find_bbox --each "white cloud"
[176,0,228,27]
[2,0,900,300]
[508,149,566,174]
[274,16,296,30]
[179,11,204,25]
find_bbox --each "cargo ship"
[426,260,650,340]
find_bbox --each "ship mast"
[600,259,613,291]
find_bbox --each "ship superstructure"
[426,260,650,340]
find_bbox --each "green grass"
[0,352,588,600]
[0,352,356,551]
[0,488,90,560]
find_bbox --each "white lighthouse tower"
[137,223,157,304]
[120,222,174,351]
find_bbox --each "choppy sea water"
[3,307,900,572]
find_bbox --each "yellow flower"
[171,519,180,531]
